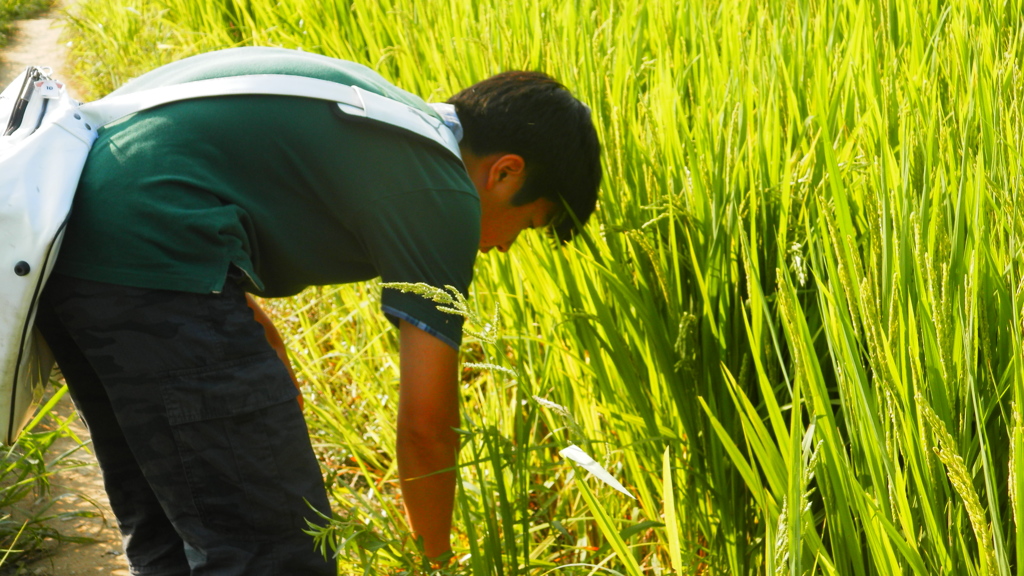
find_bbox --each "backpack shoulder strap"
[78,74,462,160]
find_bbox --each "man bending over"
[36,46,601,575]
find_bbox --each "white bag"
[0,67,90,445]
[0,67,462,444]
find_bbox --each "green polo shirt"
[55,47,480,348]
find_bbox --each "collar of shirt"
[427,102,463,143]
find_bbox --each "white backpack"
[0,67,462,444]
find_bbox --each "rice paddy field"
[55,0,1024,573]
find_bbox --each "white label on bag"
[34,80,63,99]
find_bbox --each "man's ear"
[487,154,526,199]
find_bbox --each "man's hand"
[397,320,460,559]
[246,295,303,409]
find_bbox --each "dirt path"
[20,399,130,576]
[0,9,71,93]
[2,4,130,575]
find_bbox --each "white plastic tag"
[34,80,63,100]
[559,444,635,499]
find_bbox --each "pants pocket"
[159,355,323,539]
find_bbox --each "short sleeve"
[356,188,481,348]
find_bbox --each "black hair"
[448,71,602,242]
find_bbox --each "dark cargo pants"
[35,274,334,576]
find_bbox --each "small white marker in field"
[558,444,635,499]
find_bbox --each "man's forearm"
[397,422,458,558]
[398,320,461,559]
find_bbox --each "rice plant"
[0,386,96,571]
[59,0,1024,573]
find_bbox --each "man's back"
[57,47,480,345]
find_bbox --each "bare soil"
[17,399,130,576]
[2,5,130,575]
[0,10,71,93]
